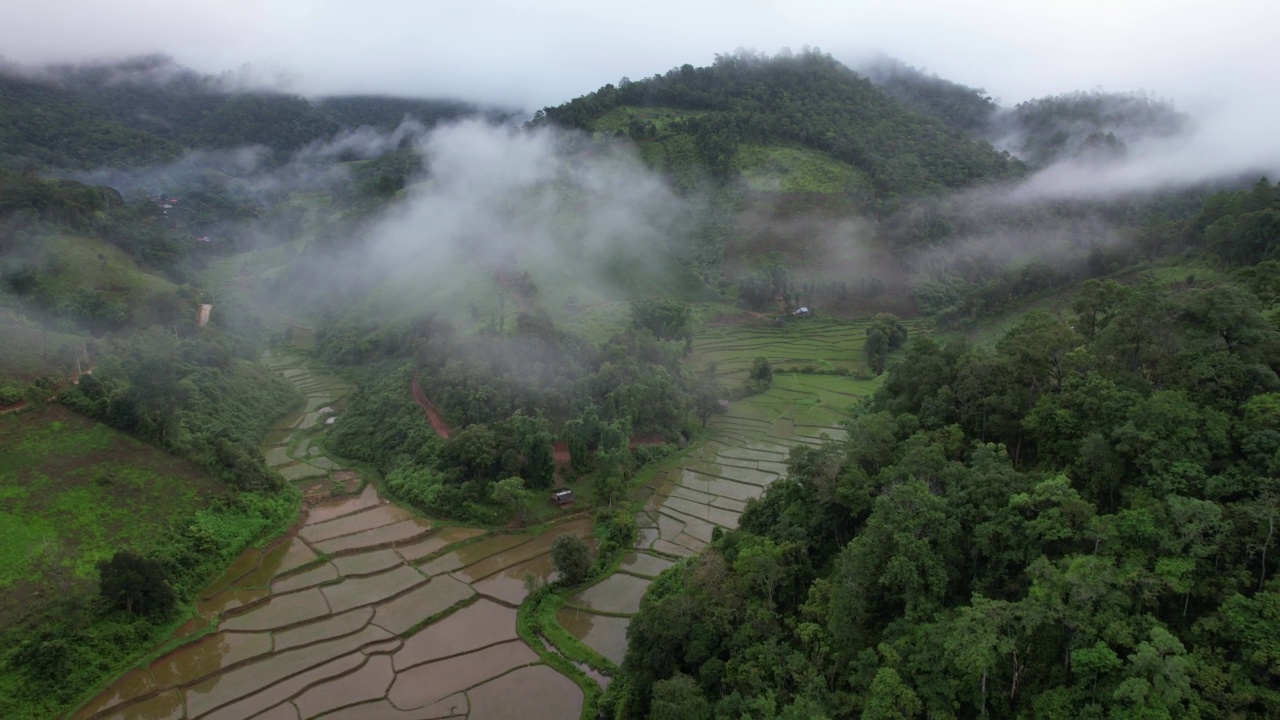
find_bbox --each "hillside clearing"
[0,405,227,628]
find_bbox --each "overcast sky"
[4,0,1276,114]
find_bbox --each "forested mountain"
[608,182,1280,720]
[535,49,1026,199]
[0,56,497,170]
[857,60,1190,167]
[859,56,999,136]
[991,90,1189,166]
[0,72,183,170]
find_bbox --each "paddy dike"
[76,352,591,720]
[558,319,879,666]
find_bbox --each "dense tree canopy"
[537,50,1025,198]
[610,269,1280,719]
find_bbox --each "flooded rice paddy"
[76,352,591,720]
[78,320,878,718]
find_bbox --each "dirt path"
[0,399,27,415]
[411,371,453,440]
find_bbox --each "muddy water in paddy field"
[75,352,594,720]
[82,503,585,718]
[557,607,632,665]
[78,327,869,718]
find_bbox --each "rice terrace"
[58,312,894,720]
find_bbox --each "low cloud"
[363,120,688,287]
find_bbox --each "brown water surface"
[195,653,364,720]
[219,587,331,632]
[316,694,468,719]
[453,517,591,583]
[313,517,433,554]
[300,505,412,543]
[292,654,395,718]
[568,573,653,615]
[197,586,271,617]
[321,564,425,614]
[246,702,298,720]
[466,665,584,720]
[416,532,532,575]
[184,625,389,718]
[558,607,632,665]
[272,606,373,651]
[370,574,474,634]
[305,485,380,524]
[331,548,403,576]
[270,562,338,594]
[392,598,518,670]
[469,552,557,606]
[71,668,155,719]
[620,552,676,579]
[109,690,183,720]
[395,526,486,562]
[149,631,273,688]
[387,641,537,709]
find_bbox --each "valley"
[74,314,885,720]
[2,44,1277,720]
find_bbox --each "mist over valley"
[2,7,1279,719]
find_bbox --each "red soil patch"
[411,371,453,440]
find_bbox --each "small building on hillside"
[793,307,811,317]
[551,489,576,507]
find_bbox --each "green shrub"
[0,385,22,405]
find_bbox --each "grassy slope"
[37,234,178,307]
[733,145,873,194]
[0,310,83,381]
[1,234,183,380]
[596,106,873,194]
[0,405,227,625]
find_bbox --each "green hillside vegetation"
[733,145,873,194]
[0,56,501,171]
[0,71,182,170]
[13,234,188,329]
[861,56,999,136]
[537,49,1025,199]
[0,405,227,612]
[602,183,1280,720]
[993,90,1189,166]
[0,397,296,718]
[0,310,83,383]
